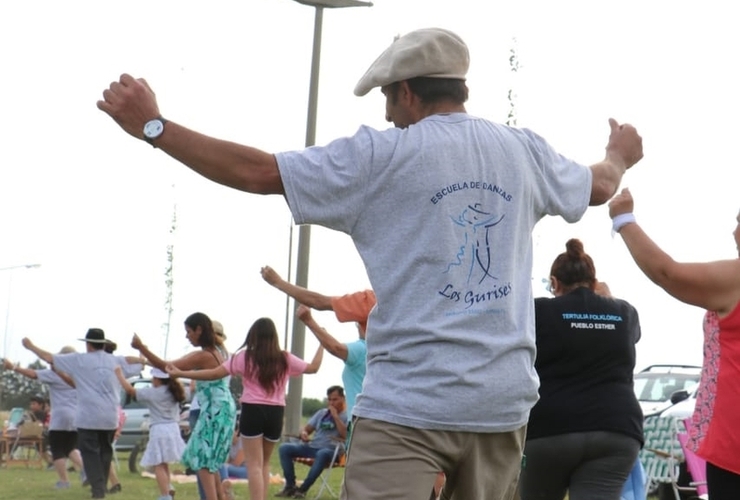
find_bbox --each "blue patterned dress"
[181,378,236,472]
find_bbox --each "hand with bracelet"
[609,188,637,233]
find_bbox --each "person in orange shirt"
[260,265,373,418]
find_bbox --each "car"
[117,377,192,452]
[633,364,701,417]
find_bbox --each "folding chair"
[674,419,708,499]
[293,441,346,500]
[640,414,682,496]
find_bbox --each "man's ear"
[398,81,414,104]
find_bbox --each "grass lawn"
[0,448,662,500]
[0,450,345,500]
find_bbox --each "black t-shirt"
[527,287,644,445]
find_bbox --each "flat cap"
[354,27,469,97]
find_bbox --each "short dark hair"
[30,394,46,404]
[388,77,468,105]
[326,385,344,398]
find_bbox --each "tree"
[0,360,47,410]
[301,397,324,417]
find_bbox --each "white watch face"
[143,119,164,139]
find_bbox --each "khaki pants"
[341,417,525,500]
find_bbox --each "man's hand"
[2,358,14,370]
[21,337,34,350]
[296,304,313,323]
[327,404,339,419]
[605,118,643,171]
[299,429,310,442]
[608,188,635,219]
[96,74,161,141]
[260,265,282,286]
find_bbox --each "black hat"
[78,328,108,344]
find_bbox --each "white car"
[633,364,701,417]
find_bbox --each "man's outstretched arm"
[97,74,283,194]
[297,305,348,361]
[260,265,334,311]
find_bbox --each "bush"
[302,397,324,417]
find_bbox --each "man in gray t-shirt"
[99,26,643,500]
[24,329,142,499]
[276,386,348,499]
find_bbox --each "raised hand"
[608,188,635,219]
[96,74,161,141]
[296,304,313,323]
[131,333,144,351]
[605,118,643,170]
[260,265,282,286]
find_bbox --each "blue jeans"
[224,464,247,479]
[279,443,337,493]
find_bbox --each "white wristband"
[612,213,636,234]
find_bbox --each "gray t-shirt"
[276,114,591,432]
[53,351,141,430]
[307,408,348,450]
[135,385,180,426]
[36,369,77,431]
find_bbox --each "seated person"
[222,425,247,479]
[29,394,49,423]
[276,386,348,499]
[29,394,53,467]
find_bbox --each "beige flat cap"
[354,27,469,97]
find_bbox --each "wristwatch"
[143,117,167,147]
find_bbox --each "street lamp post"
[1,263,42,357]
[285,0,372,435]
[0,263,41,410]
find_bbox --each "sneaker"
[222,480,234,500]
[275,486,297,498]
[108,483,122,494]
[55,481,71,489]
[292,491,307,499]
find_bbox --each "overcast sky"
[1,0,738,398]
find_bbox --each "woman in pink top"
[168,317,323,500]
[610,189,740,500]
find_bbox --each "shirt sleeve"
[286,352,309,376]
[51,353,77,374]
[520,128,591,222]
[345,341,366,369]
[116,356,143,378]
[135,386,155,403]
[223,353,243,375]
[35,369,55,384]
[331,290,377,323]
